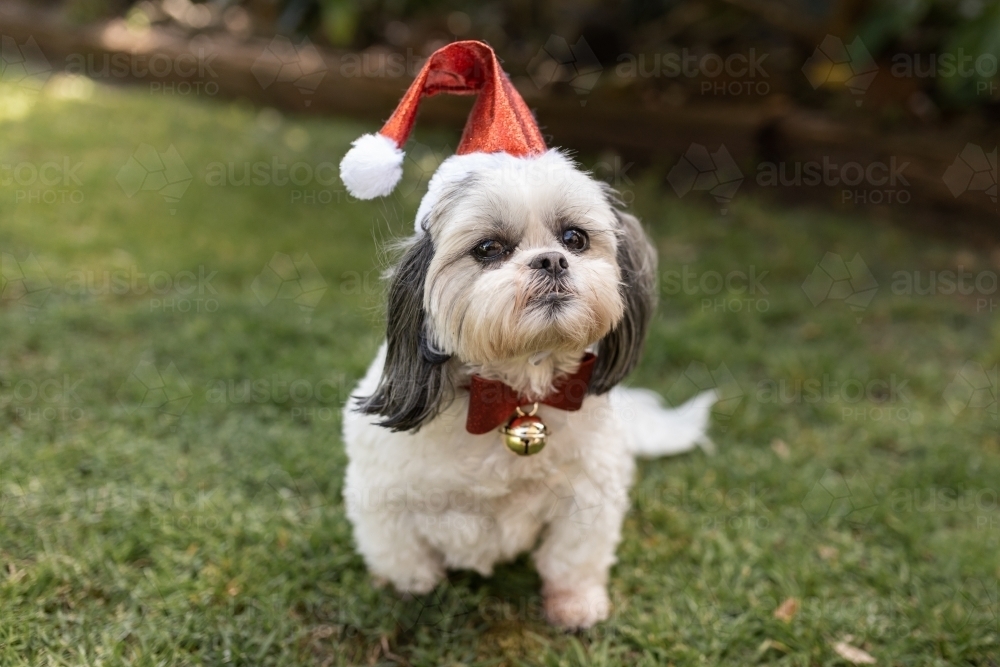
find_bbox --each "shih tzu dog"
[338,41,716,629]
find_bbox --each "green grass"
[1,78,999,666]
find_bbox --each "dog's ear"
[356,233,452,431]
[589,209,658,394]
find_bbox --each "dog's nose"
[529,251,568,278]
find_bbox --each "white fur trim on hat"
[340,133,405,199]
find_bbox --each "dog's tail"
[610,387,718,458]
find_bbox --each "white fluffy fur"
[414,152,492,233]
[339,132,404,199]
[342,150,717,629]
[614,386,717,457]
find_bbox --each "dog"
[339,41,716,629]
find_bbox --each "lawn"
[1,76,998,666]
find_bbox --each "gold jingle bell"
[503,403,547,456]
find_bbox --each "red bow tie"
[465,354,596,434]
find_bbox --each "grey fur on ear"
[589,209,658,394]
[356,234,452,431]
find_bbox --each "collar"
[465,353,596,434]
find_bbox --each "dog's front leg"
[344,481,445,594]
[530,469,629,629]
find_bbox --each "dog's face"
[359,150,657,432]
[422,152,625,364]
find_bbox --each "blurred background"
[3,0,999,231]
[1,1,999,666]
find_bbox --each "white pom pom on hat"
[339,40,547,201]
[340,133,404,199]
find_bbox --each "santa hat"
[339,40,547,201]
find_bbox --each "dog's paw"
[543,584,610,630]
[390,567,444,596]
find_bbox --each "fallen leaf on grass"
[773,597,799,622]
[757,638,791,655]
[833,640,876,664]
[800,322,822,340]
[818,545,838,560]
[770,439,790,460]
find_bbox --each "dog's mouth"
[528,282,573,310]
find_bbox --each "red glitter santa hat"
[339,40,547,200]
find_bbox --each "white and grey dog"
[341,149,716,629]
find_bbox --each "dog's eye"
[472,239,507,260]
[560,228,589,252]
